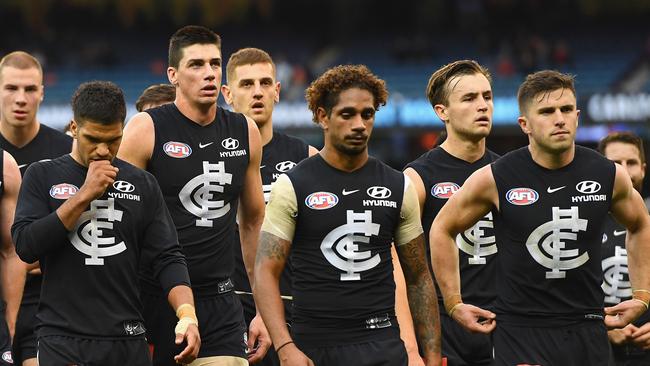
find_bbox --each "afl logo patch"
[49,183,79,199]
[506,187,539,206]
[305,192,339,210]
[431,182,460,199]
[163,141,192,158]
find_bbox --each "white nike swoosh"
[199,142,214,148]
[260,165,266,169]
[547,186,566,193]
[342,189,359,195]
[18,163,28,169]
[613,230,626,236]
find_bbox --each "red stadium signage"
[163,141,192,158]
[505,188,539,206]
[305,192,339,210]
[49,183,79,199]
[431,182,460,199]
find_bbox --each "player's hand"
[630,322,650,349]
[407,349,425,366]
[608,324,636,345]
[80,160,118,201]
[247,313,271,363]
[451,303,496,334]
[605,300,647,329]
[174,323,200,364]
[277,343,314,366]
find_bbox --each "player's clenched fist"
[80,160,119,201]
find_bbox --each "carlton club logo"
[49,183,79,199]
[506,187,539,206]
[456,212,497,264]
[321,210,381,281]
[305,192,339,210]
[602,246,630,304]
[431,182,460,199]
[221,138,240,150]
[163,141,192,158]
[179,161,233,227]
[275,161,297,172]
[68,198,126,265]
[526,206,589,279]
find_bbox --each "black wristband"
[275,340,294,353]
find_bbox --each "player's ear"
[518,116,530,135]
[167,67,178,86]
[221,85,233,105]
[433,103,448,123]
[316,107,328,130]
[69,120,78,138]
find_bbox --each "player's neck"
[174,98,217,126]
[0,119,40,148]
[258,119,273,146]
[528,143,575,170]
[440,135,486,163]
[320,146,368,173]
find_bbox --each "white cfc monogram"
[69,198,126,265]
[456,212,497,264]
[602,246,630,303]
[180,161,233,227]
[321,210,381,281]
[526,206,589,279]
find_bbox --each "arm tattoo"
[256,231,291,266]
[397,234,442,356]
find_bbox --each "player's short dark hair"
[305,64,388,124]
[517,70,576,115]
[168,25,221,69]
[0,51,43,78]
[598,131,646,164]
[72,81,126,125]
[226,47,275,84]
[426,60,491,107]
[135,84,176,112]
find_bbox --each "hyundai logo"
[576,180,601,194]
[113,180,135,193]
[275,161,297,172]
[367,186,392,199]
[221,138,240,150]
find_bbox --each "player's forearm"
[405,268,441,361]
[253,265,292,346]
[12,212,70,263]
[167,285,195,309]
[239,213,264,287]
[429,229,462,303]
[0,252,25,338]
[393,251,421,357]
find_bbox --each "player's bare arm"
[116,112,155,169]
[403,167,427,216]
[392,246,425,366]
[396,234,441,366]
[429,165,497,333]
[0,152,24,339]
[238,115,270,362]
[605,164,650,328]
[167,285,200,364]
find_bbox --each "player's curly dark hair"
[72,81,126,125]
[305,64,388,124]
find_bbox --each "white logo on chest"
[321,210,381,281]
[526,206,589,279]
[69,198,126,265]
[456,212,497,264]
[602,246,630,304]
[179,161,233,227]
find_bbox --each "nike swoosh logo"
[342,189,359,195]
[613,230,626,236]
[547,186,566,193]
[260,165,266,169]
[199,142,214,148]
[18,158,51,170]
[18,163,28,169]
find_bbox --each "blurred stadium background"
[2,0,649,196]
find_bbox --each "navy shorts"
[440,314,493,366]
[493,320,609,366]
[37,335,151,366]
[12,302,38,363]
[143,291,247,366]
